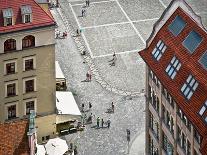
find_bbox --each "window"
[21,5,32,23]
[166,56,181,79]
[200,51,207,70]
[181,74,198,100]
[168,15,186,36]
[5,61,16,74]
[25,14,31,23]
[26,100,35,115]
[6,18,12,26]
[152,40,167,61]
[3,8,13,26]
[22,35,35,48]
[4,39,16,52]
[25,79,34,93]
[7,105,16,119]
[46,135,50,140]
[199,100,207,116]
[183,30,202,53]
[6,83,16,97]
[24,58,34,71]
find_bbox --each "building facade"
[0,0,56,143]
[139,0,207,154]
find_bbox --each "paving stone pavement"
[54,6,144,97]
[51,4,145,155]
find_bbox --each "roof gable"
[139,0,207,154]
[0,0,55,34]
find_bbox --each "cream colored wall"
[36,114,56,143]
[0,27,55,53]
[0,44,56,121]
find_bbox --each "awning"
[56,91,81,124]
[55,61,65,79]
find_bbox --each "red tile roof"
[0,119,30,155]
[0,0,55,34]
[139,0,207,154]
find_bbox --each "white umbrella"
[36,144,46,155]
[45,138,68,155]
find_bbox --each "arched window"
[4,39,16,52]
[22,35,35,48]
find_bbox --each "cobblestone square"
[118,0,165,21]
[72,1,128,28]
[51,0,207,154]
[83,24,145,57]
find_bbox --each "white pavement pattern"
[55,5,144,97]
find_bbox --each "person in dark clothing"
[97,117,100,128]
[82,103,84,112]
[101,119,104,128]
[111,102,114,113]
[107,118,111,128]
[89,102,92,110]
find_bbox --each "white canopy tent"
[36,144,46,155]
[56,91,81,124]
[55,61,65,79]
[45,138,68,155]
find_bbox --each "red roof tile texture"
[139,5,207,155]
[0,0,55,34]
[0,119,30,155]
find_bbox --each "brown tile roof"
[139,0,207,154]
[0,0,55,34]
[0,119,30,155]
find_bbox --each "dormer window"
[2,8,13,26]
[21,5,32,23]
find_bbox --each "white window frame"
[23,56,36,71]
[23,77,36,93]
[5,102,18,119]
[24,98,37,115]
[5,80,18,97]
[4,59,17,75]
[152,40,167,61]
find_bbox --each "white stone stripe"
[69,3,94,58]
[115,0,145,45]
[82,21,131,29]
[81,18,159,29]
[93,49,140,58]
[158,0,167,8]
[132,17,159,23]
[71,0,115,6]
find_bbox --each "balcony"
[149,103,160,122]
[149,128,159,145]
[162,122,175,146]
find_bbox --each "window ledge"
[23,91,37,95]
[5,94,18,98]
[23,69,36,72]
[4,72,18,76]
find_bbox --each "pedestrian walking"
[109,53,117,66]
[89,102,92,110]
[74,145,78,155]
[86,0,90,6]
[107,118,111,128]
[101,118,104,128]
[81,9,84,17]
[97,117,100,128]
[88,70,92,81]
[56,30,60,38]
[82,103,85,112]
[111,102,114,113]
[86,72,90,81]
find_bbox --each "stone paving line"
[54,6,145,98]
